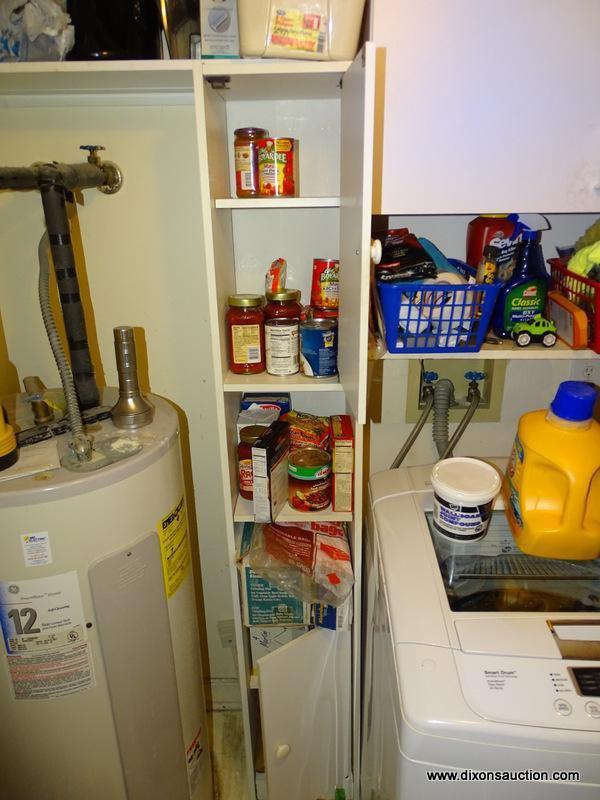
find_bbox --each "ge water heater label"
[0,571,95,700]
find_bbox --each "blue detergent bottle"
[492,227,549,339]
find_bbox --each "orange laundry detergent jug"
[504,381,600,560]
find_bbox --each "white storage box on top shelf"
[238,0,366,61]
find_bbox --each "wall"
[0,102,237,688]
[370,213,598,473]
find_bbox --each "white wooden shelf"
[202,58,348,100]
[223,371,341,392]
[380,340,598,361]
[215,197,340,209]
[234,494,353,523]
[0,60,195,101]
[202,59,351,77]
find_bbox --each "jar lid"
[266,289,301,302]
[228,294,264,308]
[240,425,268,444]
[234,127,269,137]
[430,457,501,506]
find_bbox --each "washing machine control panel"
[455,652,600,730]
[571,667,600,697]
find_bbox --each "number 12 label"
[0,571,86,655]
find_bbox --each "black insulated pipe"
[0,161,107,192]
[39,184,99,409]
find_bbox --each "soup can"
[288,447,332,512]
[311,258,339,309]
[265,318,299,375]
[300,319,338,378]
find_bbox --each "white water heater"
[0,393,212,800]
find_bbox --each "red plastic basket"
[548,258,600,354]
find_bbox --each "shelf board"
[234,494,352,523]
[0,60,195,101]
[202,58,349,101]
[215,197,340,209]
[380,340,598,361]
[201,58,351,77]
[223,371,341,392]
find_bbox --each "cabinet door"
[339,43,375,425]
[258,629,351,800]
[371,0,600,214]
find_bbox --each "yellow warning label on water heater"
[157,496,191,598]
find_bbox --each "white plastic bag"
[247,520,354,607]
[0,0,73,61]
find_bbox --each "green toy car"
[512,315,558,348]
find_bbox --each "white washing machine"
[362,463,600,800]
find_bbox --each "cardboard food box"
[252,420,289,523]
[330,414,354,512]
[241,393,291,415]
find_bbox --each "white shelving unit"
[193,49,375,800]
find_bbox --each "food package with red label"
[282,409,330,451]
[246,520,353,607]
[330,414,354,512]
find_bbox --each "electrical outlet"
[570,360,600,385]
[218,619,236,649]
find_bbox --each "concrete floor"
[209,711,249,800]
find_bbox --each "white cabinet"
[195,50,375,798]
[370,0,600,215]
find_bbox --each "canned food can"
[257,137,297,197]
[311,258,339,309]
[288,447,332,512]
[265,318,299,375]
[300,319,338,378]
[310,306,339,321]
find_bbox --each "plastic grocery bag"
[0,0,73,61]
[246,520,354,607]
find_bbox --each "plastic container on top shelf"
[238,0,366,61]
[549,257,600,353]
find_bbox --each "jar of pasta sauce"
[238,425,268,500]
[226,295,265,374]
[234,127,269,198]
[288,447,332,512]
[264,289,302,320]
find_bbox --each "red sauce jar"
[264,289,302,320]
[226,295,266,374]
[238,425,268,500]
[234,127,269,198]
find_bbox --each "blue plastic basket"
[376,278,502,354]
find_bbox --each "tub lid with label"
[431,457,501,506]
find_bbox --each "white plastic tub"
[238,0,366,61]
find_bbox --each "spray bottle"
[492,220,550,339]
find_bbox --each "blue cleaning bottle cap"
[550,381,598,421]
